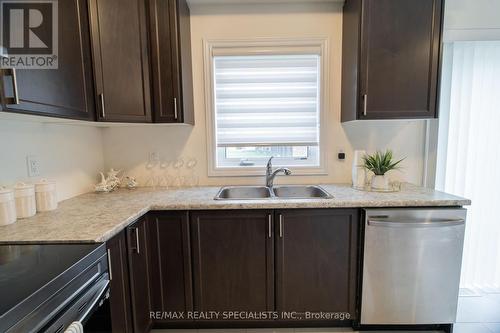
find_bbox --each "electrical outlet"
[27,155,40,177]
[149,152,160,163]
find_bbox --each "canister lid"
[35,179,56,192]
[0,186,14,203]
[14,182,35,197]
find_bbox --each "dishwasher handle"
[367,218,465,228]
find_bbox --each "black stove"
[0,243,109,333]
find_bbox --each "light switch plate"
[27,155,40,177]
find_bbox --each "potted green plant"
[363,150,405,191]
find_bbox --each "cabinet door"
[88,0,152,122]
[148,0,194,124]
[148,211,193,322]
[359,0,442,119]
[106,231,134,333]
[127,217,152,332]
[191,210,274,313]
[0,0,95,120]
[275,209,359,321]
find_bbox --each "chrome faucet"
[265,157,292,189]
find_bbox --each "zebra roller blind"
[213,54,321,147]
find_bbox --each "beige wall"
[0,118,104,201]
[102,2,427,187]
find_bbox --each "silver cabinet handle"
[99,93,105,118]
[106,249,113,281]
[135,227,140,254]
[279,214,283,238]
[173,97,178,120]
[1,68,19,104]
[363,94,367,116]
[268,214,272,238]
[368,218,465,228]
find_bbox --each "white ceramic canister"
[14,182,36,218]
[0,187,17,226]
[35,179,58,212]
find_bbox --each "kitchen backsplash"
[101,121,426,188]
[0,119,105,201]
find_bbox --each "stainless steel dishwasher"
[361,208,466,325]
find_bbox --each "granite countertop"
[0,183,470,244]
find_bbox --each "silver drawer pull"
[268,215,272,238]
[135,227,140,254]
[106,249,112,281]
[279,214,283,238]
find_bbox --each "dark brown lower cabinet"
[127,217,153,332]
[190,210,275,315]
[275,209,359,321]
[148,211,193,322]
[108,209,360,330]
[106,230,134,333]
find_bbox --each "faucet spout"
[265,156,292,188]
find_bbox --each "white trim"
[203,37,329,177]
[443,29,500,42]
[435,43,454,191]
[422,119,430,187]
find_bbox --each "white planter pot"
[371,174,390,191]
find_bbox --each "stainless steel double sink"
[214,185,333,200]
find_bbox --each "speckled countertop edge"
[0,183,470,244]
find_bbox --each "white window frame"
[203,37,329,177]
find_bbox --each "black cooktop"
[0,243,100,318]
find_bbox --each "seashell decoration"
[94,169,122,193]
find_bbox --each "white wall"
[445,0,500,30]
[102,2,427,187]
[0,118,104,201]
[443,0,500,41]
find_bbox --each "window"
[204,39,328,176]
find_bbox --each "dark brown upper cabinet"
[0,0,95,120]
[126,217,153,333]
[148,211,193,323]
[341,0,443,121]
[190,210,274,315]
[106,230,134,333]
[88,0,152,122]
[275,209,359,321]
[147,0,194,124]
